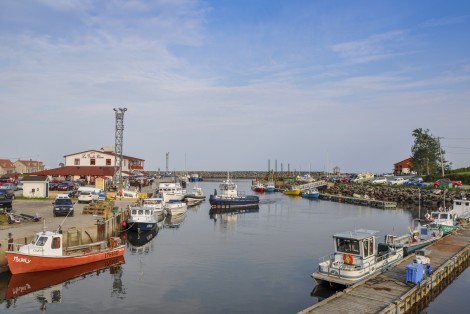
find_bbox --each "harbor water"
[0,180,467,313]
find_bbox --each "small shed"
[22,176,50,198]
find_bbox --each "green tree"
[410,128,448,176]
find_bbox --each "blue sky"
[1,0,469,173]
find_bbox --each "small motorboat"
[165,201,188,216]
[301,188,320,199]
[312,229,404,287]
[5,224,125,274]
[283,186,301,196]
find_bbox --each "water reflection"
[310,284,343,302]
[0,257,125,310]
[126,224,160,255]
[164,213,187,229]
[209,207,259,221]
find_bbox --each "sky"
[1,0,470,173]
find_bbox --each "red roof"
[31,166,116,177]
[17,160,44,167]
[0,159,15,168]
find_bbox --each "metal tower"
[166,152,170,173]
[113,107,127,186]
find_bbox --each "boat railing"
[6,242,25,252]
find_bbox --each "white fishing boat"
[157,182,186,203]
[183,186,206,206]
[126,206,158,233]
[142,198,165,216]
[379,220,443,256]
[165,201,187,216]
[451,197,470,222]
[312,229,404,287]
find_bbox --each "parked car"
[0,187,15,199]
[57,181,75,191]
[0,183,17,191]
[49,182,59,191]
[77,191,99,204]
[388,177,408,185]
[370,177,388,184]
[16,181,23,190]
[0,189,13,212]
[404,177,426,187]
[340,177,352,183]
[52,194,75,217]
[433,178,462,188]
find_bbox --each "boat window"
[31,234,39,245]
[336,238,360,254]
[132,209,137,215]
[456,202,461,205]
[369,238,374,255]
[145,210,150,215]
[51,237,61,249]
[431,213,439,219]
[363,240,369,257]
[138,210,143,215]
[36,236,48,247]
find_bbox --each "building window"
[90,158,96,166]
[74,159,80,165]
[106,159,111,166]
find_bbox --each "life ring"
[343,254,354,265]
[424,213,431,220]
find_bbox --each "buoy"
[122,221,127,227]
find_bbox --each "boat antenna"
[418,188,421,220]
[42,219,47,234]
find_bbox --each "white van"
[77,186,103,195]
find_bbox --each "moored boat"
[312,229,404,287]
[5,225,125,274]
[142,198,165,216]
[183,186,206,206]
[379,220,443,256]
[126,206,158,232]
[209,173,259,209]
[157,182,186,203]
[251,181,265,193]
[424,210,459,235]
[283,186,301,196]
[165,201,188,216]
[301,188,320,199]
[265,181,276,192]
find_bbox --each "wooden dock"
[299,223,470,314]
[319,193,397,209]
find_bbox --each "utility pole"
[438,137,444,177]
[113,108,127,187]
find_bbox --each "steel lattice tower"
[113,108,127,186]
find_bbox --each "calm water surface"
[0,180,467,313]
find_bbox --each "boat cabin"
[143,198,164,209]
[19,230,63,257]
[219,178,238,197]
[429,211,454,226]
[333,229,378,265]
[452,198,470,220]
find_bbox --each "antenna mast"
[113,107,127,187]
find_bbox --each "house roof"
[31,166,116,177]
[16,160,44,167]
[22,175,49,182]
[394,158,412,166]
[0,159,15,168]
[64,149,145,161]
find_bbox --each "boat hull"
[283,189,301,196]
[209,195,259,209]
[127,221,158,232]
[5,256,125,300]
[6,245,125,274]
[301,193,320,199]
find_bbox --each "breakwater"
[322,184,467,211]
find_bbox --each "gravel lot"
[0,197,134,240]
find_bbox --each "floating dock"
[319,193,397,209]
[299,223,470,314]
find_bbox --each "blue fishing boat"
[209,173,259,209]
[301,188,320,199]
